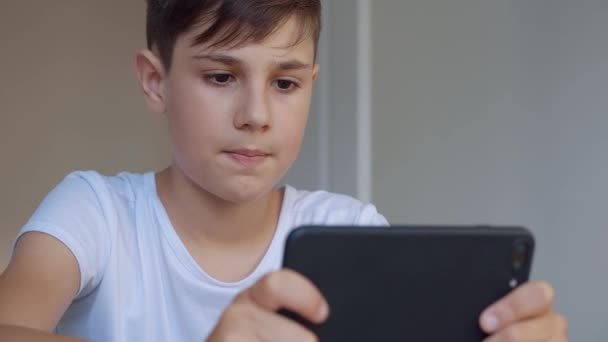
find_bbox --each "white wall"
[371,0,608,340]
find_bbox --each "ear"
[135,49,167,114]
[312,64,320,81]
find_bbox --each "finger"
[250,305,320,342]
[548,334,569,342]
[482,312,563,342]
[550,313,569,341]
[209,303,318,342]
[480,281,555,333]
[241,269,329,324]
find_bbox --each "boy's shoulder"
[284,186,388,226]
[288,186,364,212]
[59,170,151,201]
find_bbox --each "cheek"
[275,97,310,154]
[166,79,234,148]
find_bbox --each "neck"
[155,166,283,246]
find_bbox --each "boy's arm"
[0,325,84,342]
[0,232,85,341]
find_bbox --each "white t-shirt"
[15,171,388,341]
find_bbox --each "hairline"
[162,13,318,73]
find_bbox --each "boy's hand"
[480,281,568,341]
[207,269,329,342]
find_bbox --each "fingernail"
[482,312,499,331]
[318,302,330,321]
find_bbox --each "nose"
[233,82,271,132]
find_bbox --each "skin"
[0,15,567,342]
[141,16,320,283]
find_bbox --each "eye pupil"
[277,80,292,89]
[215,74,230,83]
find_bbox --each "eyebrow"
[193,54,242,66]
[276,60,312,70]
[192,53,312,70]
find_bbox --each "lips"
[224,148,271,168]
[226,149,270,157]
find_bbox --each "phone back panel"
[281,225,534,342]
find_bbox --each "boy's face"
[140,17,319,203]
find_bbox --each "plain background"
[371,1,608,340]
[0,1,169,269]
[1,1,606,340]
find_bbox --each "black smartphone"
[281,225,535,341]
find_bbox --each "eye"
[206,73,234,86]
[274,79,299,91]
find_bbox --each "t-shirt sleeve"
[14,171,113,299]
[356,203,390,226]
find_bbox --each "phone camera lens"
[512,240,528,270]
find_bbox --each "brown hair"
[146,0,322,72]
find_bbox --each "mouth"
[223,148,271,168]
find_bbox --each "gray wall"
[283,0,365,199]
[371,0,608,340]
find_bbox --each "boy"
[0,0,567,341]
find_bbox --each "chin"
[214,178,277,204]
